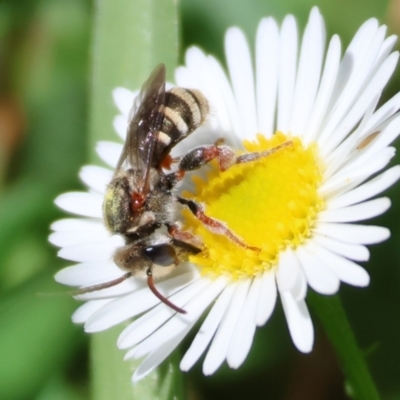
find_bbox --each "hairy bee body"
[103,65,208,279]
[149,87,209,168]
[81,64,278,311]
[103,168,173,235]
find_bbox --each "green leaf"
[14,0,90,186]
[0,271,81,400]
[89,0,182,398]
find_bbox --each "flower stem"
[91,326,185,400]
[89,0,180,398]
[308,292,380,400]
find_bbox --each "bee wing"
[115,64,166,195]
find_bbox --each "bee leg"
[177,197,260,252]
[235,141,293,165]
[166,223,203,249]
[178,141,292,173]
[172,238,202,255]
[178,144,236,172]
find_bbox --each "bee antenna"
[72,272,133,295]
[146,269,187,314]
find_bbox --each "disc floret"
[183,132,325,279]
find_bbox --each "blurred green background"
[1,0,400,399]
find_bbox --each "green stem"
[91,327,185,400]
[308,292,380,400]
[89,0,181,398]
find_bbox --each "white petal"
[178,50,242,147]
[323,94,380,178]
[308,242,370,287]
[277,15,297,133]
[280,291,313,353]
[180,283,236,372]
[313,234,369,262]
[129,277,227,360]
[184,46,208,78]
[184,49,234,138]
[54,192,103,218]
[206,56,239,140]
[79,166,112,194]
[318,19,379,146]
[276,248,308,300]
[225,27,257,139]
[117,277,211,349]
[319,197,391,222]
[321,51,399,157]
[331,147,396,199]
[296,245,340,295]
[319,148,394,198]
[74,278,142,300]
[50,218,104,232]
[84,271,198,332]
[132,332,187,382]
[337,107,399,178]
[49,228,110,247]
[314,222,390,244]
[57,238,120,263]
[363,92,400,135]
[346,18,379,66]
[113,115,128,140]
[202,280,250,375]
[72,299,114,324]
[112,87,136,117]
[55,261,122,286]
[276,248,301,292]
[96,141,123,168]
[255,270,277,326]
[376,32,397,64]
[175,63,201,88]
[304,35,341,144]
[346,113,400,170]
[227,276,263,368]
[290,8,325,136]
[255,17,279,137]
[202,59,234,136]
[291,266,308,301]
[207,56,243,144]
[328,166,400,209]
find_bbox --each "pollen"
[182,132,324,279]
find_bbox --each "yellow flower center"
[182,132,324,279]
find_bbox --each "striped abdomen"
[155,88,209,161]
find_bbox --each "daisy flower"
[50,7,400,382]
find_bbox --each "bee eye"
[143,244,177,266]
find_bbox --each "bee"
[77,64,292,313]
